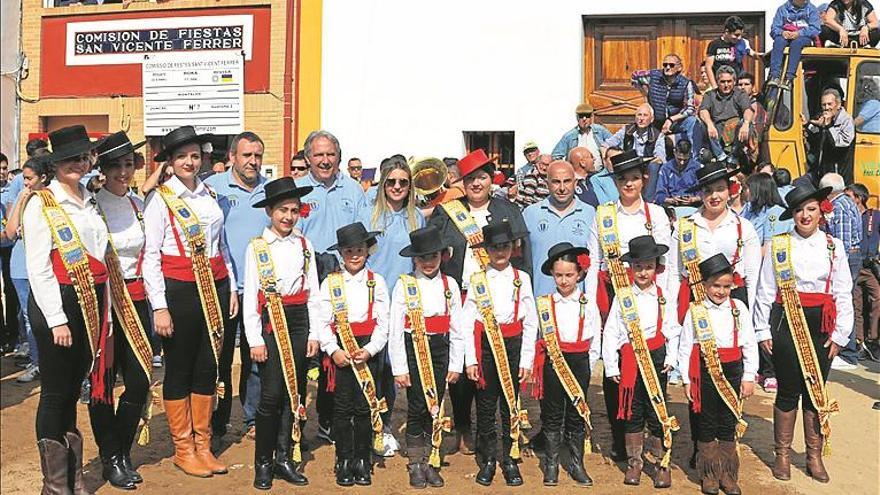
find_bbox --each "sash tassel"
[775,292,836,335]
[688,344,742,413]
[322,354,337,392]
[531,340,546,400]
[617,332,665,420]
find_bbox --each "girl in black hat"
[602,235,680,488]
[679,253,758,495]
[85,131,153,489]
[315,222,390,487]
[753,183,853,484]
[461,219,538,487]
[142,125,236,478]
[531,242,601,487]
[22,125,109,494]
[242,177,319,490]
[388,225,466,488]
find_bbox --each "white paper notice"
[142,52,244,136]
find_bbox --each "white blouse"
[96,188,144,280]
[460,207,491,290]
[546,290,602,370]
[316,268,390,359]
[388,271,465,376]
[242,228,321,348]
[678,297,759,383]
[142,176,235,310]
[753,229,853,347]
[22,181,109,328]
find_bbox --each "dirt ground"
[2,352,878,495]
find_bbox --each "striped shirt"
[826,193,863,252]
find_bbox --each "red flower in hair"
[729,182,742,196]
[820,199,833,214]
[299,203,312,219]
[576,253,591,271]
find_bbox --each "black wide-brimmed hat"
[610,149,652,176]
[698,253,735,281]
[541,242,590,275]
[48,125,98,162]
[399,225,448,258]
[780,183,832,221]
[153,126,214,162]
[328,222,382,251]
[252,177,313,208]
[689,162,740,192]
[474,218,527,248]
[620,235,669,263]
[95,131,146,168]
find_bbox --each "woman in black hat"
[532,242,601,487]
[753,183,853,484]
[602,235,680,488]
[22,125,109,494]
[84,131,153,489]
[388,225,466,488]
[142,125,237,478]
[679,253,758,495]
[315,222,390,486]
[242,177,319,490]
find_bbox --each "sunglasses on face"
[577,113,592,119]
[662,63,678,68]
[385,178,410,187]
[290,166,308,172]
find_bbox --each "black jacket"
[428,196,532,285]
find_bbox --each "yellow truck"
[764,46,879,207]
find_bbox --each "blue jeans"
[670,116,703,159]
[242,362,261,427]
[770,35,813,80]
[11,278,37,364]
[839,252,864,364]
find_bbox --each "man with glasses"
[551,103,612,165]
[347,157,363,182]
[632,54,701,159]
[289,150,309,179]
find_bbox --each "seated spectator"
[516,153,552,208]
[653,139,702,209]
[568,146,601,207]
[768,0,822,89]
[551,103,612,164]
[855,78,880,133]
[806,88,856,183]
[844,183,880,362]
[631,53,701,158]
[820,0,880,47]
[705,15,764,89]
[698,65,755,165]
[602,103,668,169]
[741,172,792,249]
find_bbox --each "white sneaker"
[16,364,40,383]
[152,355,163,368]
[668,370,682,386]
[830,356,858,370]
[316,424,334,444]
[13,343,29,358]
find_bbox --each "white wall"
[321,0,782,169]
[1,0,21,168]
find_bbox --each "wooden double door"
[583,14,765,131]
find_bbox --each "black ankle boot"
[274,408,308,485]
[253,458,273,490]
[336,459,355,487]
[476,458,496,486]
[102,454,136,490]
[115,401,145,484]
[352,456,372,486]
[565,432,593,486]
[543,431,561,486]
[408,462,427,489]
[501,458,523,486]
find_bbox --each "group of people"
[2,102,875,494]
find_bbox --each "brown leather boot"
[623,433,643,485]
[718,441,741,495]
[697,440,720,495]
[771,407,796,481]
[164,398,212,477]
[63,430,93,495]
[191,393,228,474]
[38,438,71,495]
[802,409,829,483]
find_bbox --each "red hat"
[455,149,494,182]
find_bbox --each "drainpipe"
[282,0,299,176]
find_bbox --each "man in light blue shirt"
[523,160,597,297]
[204,131,270,437]
[590,165,620,205]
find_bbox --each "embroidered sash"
[400,274,452,467]
[252,238,306,462]
[156,185,226,398]
[470,270,524,460]
[327,272,387,452]
[679,217,707,304]
[771,233,839,454]
[441,200,489,269]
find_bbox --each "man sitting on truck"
[806,88,856,183]
[698,65,754,166]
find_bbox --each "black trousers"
[31,284,106,441]
[404,332,450,439]
[0,245,20,345]
[770,303,833,412]
[623,346,668,439]
[692,358,744,443]
[475,334,522,459]
[213,293,250,431]
[449,370,475,431]
[162,277,231,400]
[541,351,591,435]
[89,297,154,457]
[332,334,383,459]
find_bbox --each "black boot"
[102,455,136,490]
[253,459,273,491]
[335,459,355,487]
[254,412,277,490]
[565,432,593,486]
[115,401,144,484]
[352,417,373,486]
[475,436,497,486]
[542,431,561,486]
[501,458,523,486]
[406,434,427,489]
[530,428,548,454]
[421,434,444,488]
[274,408,308,486]
[334,418,355,487]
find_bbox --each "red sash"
[404,274,453,335]
[125,279,146,302]
[322,270,377,392]
[51,250,109,284]
[531,294,590,399]
[688,298,742,412]
[161,254,228,282]
[773,236,836,334]
[617,286,665,420]
[473,269,522,389]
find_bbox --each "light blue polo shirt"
[358,206,425,293]
[296,172,368,253]
[523,198,597,297]
[204,169,270,292]
[1,175,22,249]
[589,169,619,205]
[9,186,28,280]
